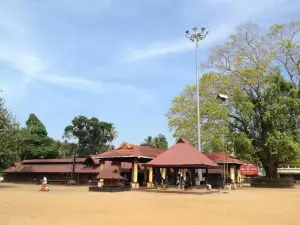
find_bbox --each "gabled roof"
[3,164,85,173]
[96,167,125,180]
[203,152,244,165]
[3,157,144,174]
[21,158,86,164]
[94,142,165,160]
[82,155,99,165]
[144,138,220,168]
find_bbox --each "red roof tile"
[144,138,220,168]
[96,167,125,180]
[4,156,143,174]
[95,142,165,160]
[22,158,86,164]
[3,164,85,173]
[203,153,244,165]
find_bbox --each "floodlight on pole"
[185,27,209,153]
[186,26,209,186]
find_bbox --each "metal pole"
[223,128,226,188]
[195,40,201,153]
[186,27,208,186]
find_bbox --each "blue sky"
[0,0,299,146]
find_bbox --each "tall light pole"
[217,93,229,188]
[186,27,209,185]
[185,27,209,152]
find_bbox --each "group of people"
[176,173,191,190]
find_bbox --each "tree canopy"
[140,134,168,149]
[0,95,22,170]
[167,20,300,178]
[64,115,118,157]
[0,95,120,169]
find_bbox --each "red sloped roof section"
[144,137,219,168]
[22,158,86,164]
[96,142,165,159]
[3,164,85,173]
[203,153,244,165]
[96,167,125,180]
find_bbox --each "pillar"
[237,166,242,187]
[183,169,186,179]
[230,165,236,189]
[98,160,105,187]
[131,158,139,189]
[230,165,235,183]
[161,168,166,180]
[147,167,153,188]
[191,169,196,186]
[143,167,147,186]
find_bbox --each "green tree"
[0,94,22,170]
[140,134,168,149]
[21,113,59,159]
[166,72,231,151]
[55,140,78,158]
[64,115,118,157]
[167,21,300,178]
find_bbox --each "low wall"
[89,186,130,192]
[250,177,295,188]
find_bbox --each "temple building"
[3,137,247,188]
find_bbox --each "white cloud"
[0,44,152,102]
[124,24,234,63]
[123,0,294,63]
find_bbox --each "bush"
[250,177,295,188]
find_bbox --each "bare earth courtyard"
[0,184,299,225]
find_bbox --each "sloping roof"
[203,153,244,165]
[144,138,220,168]
[95,142,165,160]
[22,158,86,164]
[3,164,85,173]
[4,157,143,174]
[96,167,125,180]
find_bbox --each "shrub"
[250,176,295,188]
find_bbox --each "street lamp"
[186,27,209,186]
[185,27,209,153]
[216,93,229,188]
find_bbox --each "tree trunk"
[263,163,279,179]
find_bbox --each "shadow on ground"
[0,184,16,189]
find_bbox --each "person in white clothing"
[0,175,3,183]
[42,176,47,184]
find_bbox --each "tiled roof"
[3,164,85,173]
[95,142,165,159]
[144,138,220,168]
[22,158,86,164]
[3,157,143,174]
[203,153,244,165]
[96,167,125,180]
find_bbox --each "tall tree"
[167,21,300,178]
[64,115,118,157]
[21,113,58,159]
[0,94,22,170]
[166,72,230,151]
[140,134,168,149]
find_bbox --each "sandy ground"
[0,183,299,225]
